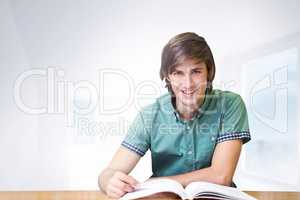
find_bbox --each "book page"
[184,182,256,200]
[120,178,187,200]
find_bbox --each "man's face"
[168,59,208,109]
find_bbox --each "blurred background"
[0,0,299,191]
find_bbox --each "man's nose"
[182,74,194,88]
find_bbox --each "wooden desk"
[0,191,299,200]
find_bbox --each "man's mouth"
[181,90,196,96]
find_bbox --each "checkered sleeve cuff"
[121,141,146,156]
[216,131,251,144]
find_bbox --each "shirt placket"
[185,121,196,170]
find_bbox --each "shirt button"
[187,126,190,130]
[188,151,192,155]
[211,136,215,141]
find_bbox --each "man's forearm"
[166,166,232,187]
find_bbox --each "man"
[98,32,251,198]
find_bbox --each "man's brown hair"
[160,32,216,94]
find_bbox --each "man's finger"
[109,186,125,198]
[118,173,139,187]
[114,179,134,192]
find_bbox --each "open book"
[120,178,256,200]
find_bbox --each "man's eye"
[173,71,182,75]
[193,70,202,74]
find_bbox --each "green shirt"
[121,89,251,177]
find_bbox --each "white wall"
[0,0,300,190]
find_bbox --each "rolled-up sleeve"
[217,93,251,144]
[121,112,150,156]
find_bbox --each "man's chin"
[181,100,198,108]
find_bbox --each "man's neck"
[175,97,205,121]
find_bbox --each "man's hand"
[106,171,139,198]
